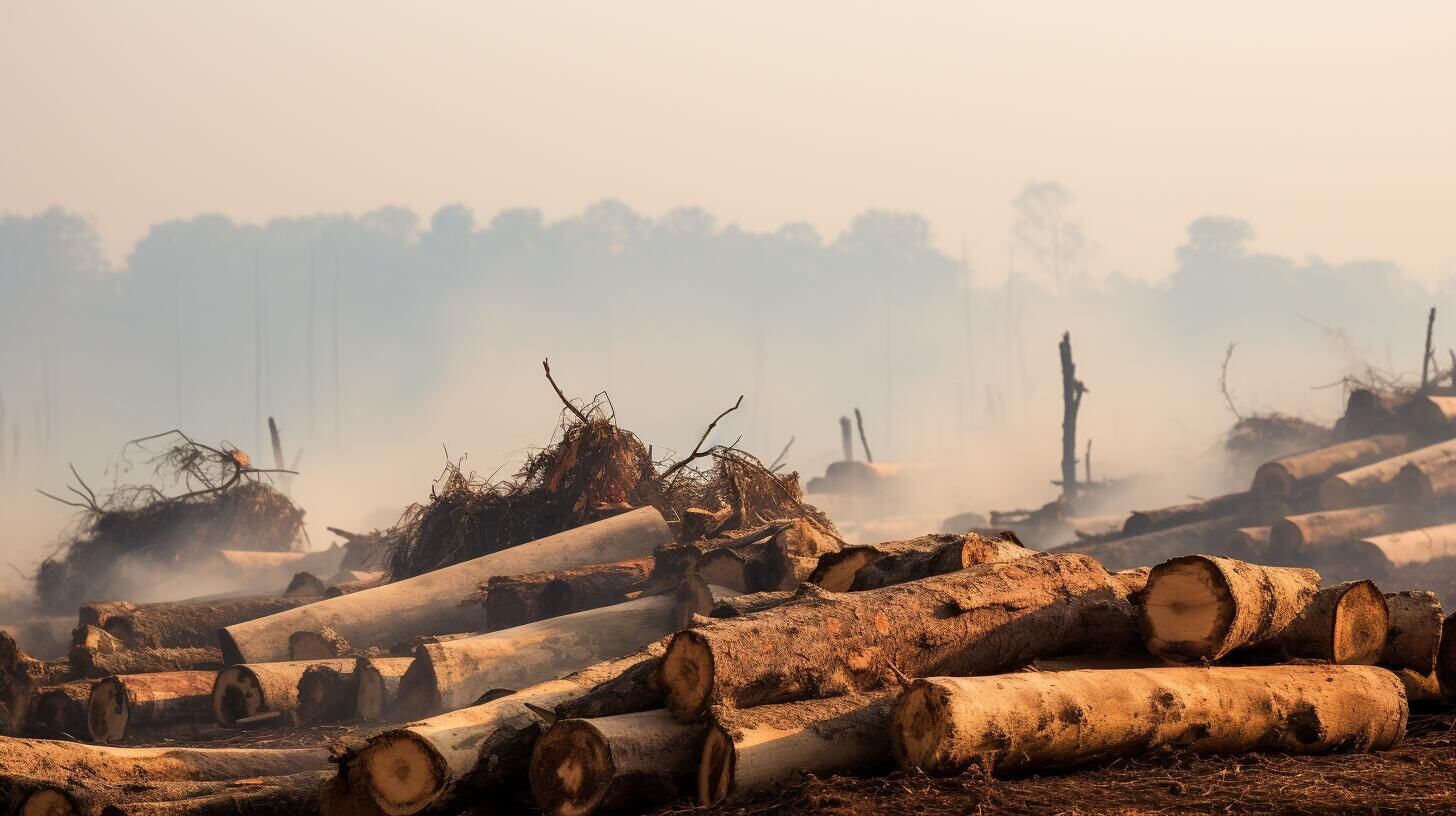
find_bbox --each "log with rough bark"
[1269,504,1417,555]
[1138,556,1320,662]
[697,693,892,806]
[1050,518,1242,573]
[709,590,795,618]
[211,659,353,727]
[354,656,414,722]
[1231,581,1387,665]
[749,520,844,591]
[78,597,317,650]
[480,558,653,631]
[809,532,1027,592]
[92,771,330,816]
[660,553,1116,720]
[28,680,92,739]
[87,672,216,744]
[891,665,1405,775]
[349,645,664,816]
[1252,434,1411,498]
[288,627,351,661]
[1393,456,1456,505]
[71,645,223,679]
[670,575,739,630]
[1319,438,1456,509]
[394,593,678,719]
[1,633,70,736]
[296,662,358,724]
[1382,590,1443,674]
[1122,493,1251,537]
[220,507,671,664]
[529,709,706,816]
[1398,394,1456,437]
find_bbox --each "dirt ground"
[668,707,1456,816]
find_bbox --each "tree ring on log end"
[1332,582,1388,665]
[211,666,265,727]
[1140,557,1236,662]
[360,732,449,816]
[21,788,76,816]
[87,676,129,743]
[890,680,956,774]
[696,724,735,805]
[662,631,714,719]
[529,719,614,816]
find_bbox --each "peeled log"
[395,593,678,719]
[1393,457,1456,505]
[350,646,663,816]
[529,709,706,816]
[1270,504,1417,554]
[709,590,794,618]
[1139,555,1320,662]
[211,659,353,727]
[1382,590,1443,674]
[482,558,653,631]
[355,656,413,722]
[660,554,1116,720]
[87,672,215,743]
[809,532,1026,593]
[220,507,671,664]
[79,597,316,650]
[28,680,92,739]
[71,646,223,679]
[697,694,892,806]
[1319,438,1456,509]
[94,771,330,816]
[1122,493,1250,537]
[1232,581,1387,665]
[1252,434,1411,498]
[891,665,1406,775]
[1051,518,1241,573]
[1351,523,1456,574]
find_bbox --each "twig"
[1422,307,1437,391]
[854,408,874,463]
[541,359,588,424]
[1219,343,1242,419]
[768,436,795,472]
[662,395,744,481]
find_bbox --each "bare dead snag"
[529,709,706,816]
[211,659,353,727]
[88,671,216,744]
[1139,555,1320,662]
[1231,580,1387,665]
[1381,590,1443,674]
[1319,438,1456,509]
[354,655,413,722]
[481,558,653,631]
[1058,332,1087,501]
[1251,434,1411,498]
[891,666,1406,775]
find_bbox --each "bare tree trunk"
[810,533,1026,592]
[88,672,216,743]
[1231,581,1388,664]
[1058,332,1085,502]
[1139,555,1319,662]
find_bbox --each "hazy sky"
[2,2,1453,281]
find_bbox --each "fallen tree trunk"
[71,645,223,679]
[891,665,1405,775]
[529,709,706,816]
[1341,388,1402,437]
[288,627,351,661]
[1138,555,1320,662]
[1319,438,1456,509]
[28,680,92,739]
[809,533,1027,592]
[660,553,1116,720]
[88,672,216,744]
[211,659,354,727]
[1050,518,1241,573]
[1122,493,1250,537]
[350,645,664,816]
[1231,580,1388,665]
[481,558,653,631]
[354,656,413,722]
[1382,590,1444,674]
[1349,523,1456,575]
[79,597,317,650]
[394,593,678,718]
[220,507,671,664]
[697,693,893,806]
[1252,434,1411,498]
[296,662,357,724]
[1269,504,1417,555]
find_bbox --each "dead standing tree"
[1059,332,1088,502]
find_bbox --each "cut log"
[1050,518,1241,572]
[679,506,734,541]
[350,645,664,816]
[93,771,330,816]
[809,532,1026,593]
[1231,581,1387,665]
[1381,590,1443,674]
[28,680,92,739]
[750,520,844,591]
[211,659,353,727]
[288,627,351,661]
[891,665,1405,775]
[1138,555,1320,662]
[355,656,414,722]
[296,662,357,724]
[79,598,317,650]
[1226,526,1271,561]
[324,572,386,599]
[1393,457,1456,505]
[697,694,892,806]
[481,558,653,632]
[1269,504,1417,555]
[283,572,327,599]
[87,672,216,744]
[394,593,678,719]
[1398,394,1456,437]
[220,507,671,664]
[692,548,751,593]
[709,590,795,618]
[1319,438,1456,509]
[71,646,223,679]
[1122,493,1250,537]
[71,624,127,655]
[1251,434,1411,498]
[529,709,706,816]
[670,575,739,630]
[1349,523,1456,574]
[660,553,1116,720]
[1395,668,1444,703]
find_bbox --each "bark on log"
[1393,457,1456,505]
[220,507,671,664]
[670,575,739,630]
[1252,434,1411,498]
[1269,504,1417,554]
[1231,581,1388,665]
[709,590,795,618]
[288,627,351,660]
[1349,523,1456,574]
[660,554,1116,720]
[28,680,92,739]
[750,520,844,591]
[809,532,1027,592]
[528,709,706,816]
[1381,590,1443,674]
[211,659,353,727]
[78,598,315,651]
[1122,493,1250,537]
[481,559,653,632]
[1050,518,1242,573]
[1319,438,1456,509]
[698,694,892,806]
[350,646,663,816]
[692,548,751,593]
[1138,555,1320,662]
[296,662,358,724]
[94,771,330,816]
[71,646,223,679]
[87,672,215,744]
[394,593,678,719]
[891,665,1406,775]
[1397,394,1456,437]
[354,656,413,722]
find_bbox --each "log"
[1050,518,1241,572]
[1269,504,1417,554]
[93,771,330,816]
[71,624,127,655]
[1397,394,1456,437]
[670,575,739,630]
[697,694,892,806]
[1122,493,1250,536]
[1393,457,1456,505]
[288,627,351,660]
[1319,438,1456,509]
[354,656,414,722]
[1251,434,1411,498]
[87,672,216,744]
[78,598,316,650]
[1138,555,1320,662]
[71,646,223,679]
[1231,581,1387,664]
[1395,668,1444,703]
[692,548,751,593]
[709,590,795,618]
[481,558,653,631]
[1341,388,1401,437]
[528,709,706,816]
[1437,612,1456,692]
[1381,590,1443,674]
[28,680,92,739]
[1350,523,1456,574]
[749,520,844,591]
[394,593,678,719]
[211,659,353,727]
[296,662,357,724]
[891,665,1406,775]
[1226,526,1271,561]
[283,572,327,598]
[350,646,664,816]
[220,507,671,664]
[809,532,1026,592]
[324,572,386,598]
[660,554,1116,720]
